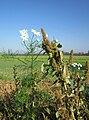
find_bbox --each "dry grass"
[0,81,16,97]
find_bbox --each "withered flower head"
[68,50,74,65]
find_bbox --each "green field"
[0,55,89,81]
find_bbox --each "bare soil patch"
[0,81,16,97]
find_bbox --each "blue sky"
[0,0,89,53]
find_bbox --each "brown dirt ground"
[0,81,16,97]
[0,81,16,119]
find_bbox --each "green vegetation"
[0,55,47,81]
[0,28,89,119]
[0,55,89,81]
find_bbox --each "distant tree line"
[64,50,89,56]
[0,49,89,56]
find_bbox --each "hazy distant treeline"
[0,49,89,56]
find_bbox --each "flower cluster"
[71,63,82,70]
[19,29,41,41]
[19,29,60,46]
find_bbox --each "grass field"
[0,55,89,81]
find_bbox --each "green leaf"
[45,108,50,114]
[56,111,59,118]
[66,78,71,84]
[79,85,84,92]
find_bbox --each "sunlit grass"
[0,55,89,81]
